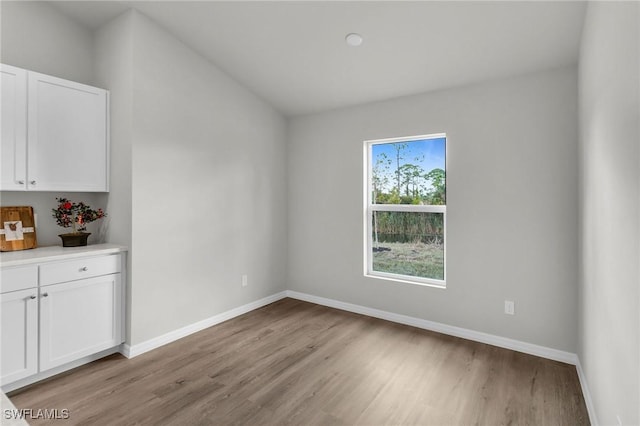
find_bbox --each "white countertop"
[0,243,128,267]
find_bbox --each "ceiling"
[51,1,587,117]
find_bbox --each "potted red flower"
[52,198,106,247]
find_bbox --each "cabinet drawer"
[40,255,121,286]
[0,265,38,293]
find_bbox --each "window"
[364,134,446,287]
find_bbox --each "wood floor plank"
[8,298,589,425]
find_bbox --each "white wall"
[2,3,288,347]
[94,12,133,250]
[94,11,134,342]
[0,1,94,85]
[127,12,288,345]
[288,67,579,352]
[578,2,640,425]
[0,1,107,247]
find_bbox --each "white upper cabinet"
[0,65,109,192]
[0,64,28,190]
[27,72,109,191]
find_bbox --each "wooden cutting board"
[1,206,37,251]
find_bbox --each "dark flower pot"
[59,232,91,247]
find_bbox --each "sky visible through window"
[369,136,446,282]
[371,137,446,201]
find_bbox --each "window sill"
[365,272,446,289]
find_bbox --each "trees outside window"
[365,134,446,286]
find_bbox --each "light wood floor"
[9,298,589,425]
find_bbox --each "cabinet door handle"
[80,267,88,272]
[29,295,36,299]
[17,180,25,185]
[29,180,36,185]
[42,292,49,297]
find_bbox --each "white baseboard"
[119,288,597,424]
[285,290,601,422]
[575,358,599,426]
[121,291,288,358]
[285,290,578,365]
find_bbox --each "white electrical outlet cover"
[504,300,515,315]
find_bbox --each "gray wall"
[94,11,134,343]
[0,1,94,85]
[0,1,107,246]
[578,2,640,425]
[94,11,133,250]
[107,12,288,345]
[288,67,579,352]
[1,3,288,347]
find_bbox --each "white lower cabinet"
[0,288,38,384]
[0,250,125,389]
[40,274,122,371]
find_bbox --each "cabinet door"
[0,64,28,190]
[27,71,109,192]
[1,288,38,385]
[40,274,122,371]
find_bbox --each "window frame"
[363,133,447,288]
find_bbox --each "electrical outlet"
[504,300,515,315]
[616,415,622,426]
[241,274,248,287]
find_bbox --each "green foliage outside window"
[369,138,446,282]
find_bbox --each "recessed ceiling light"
[345,33,363,47]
